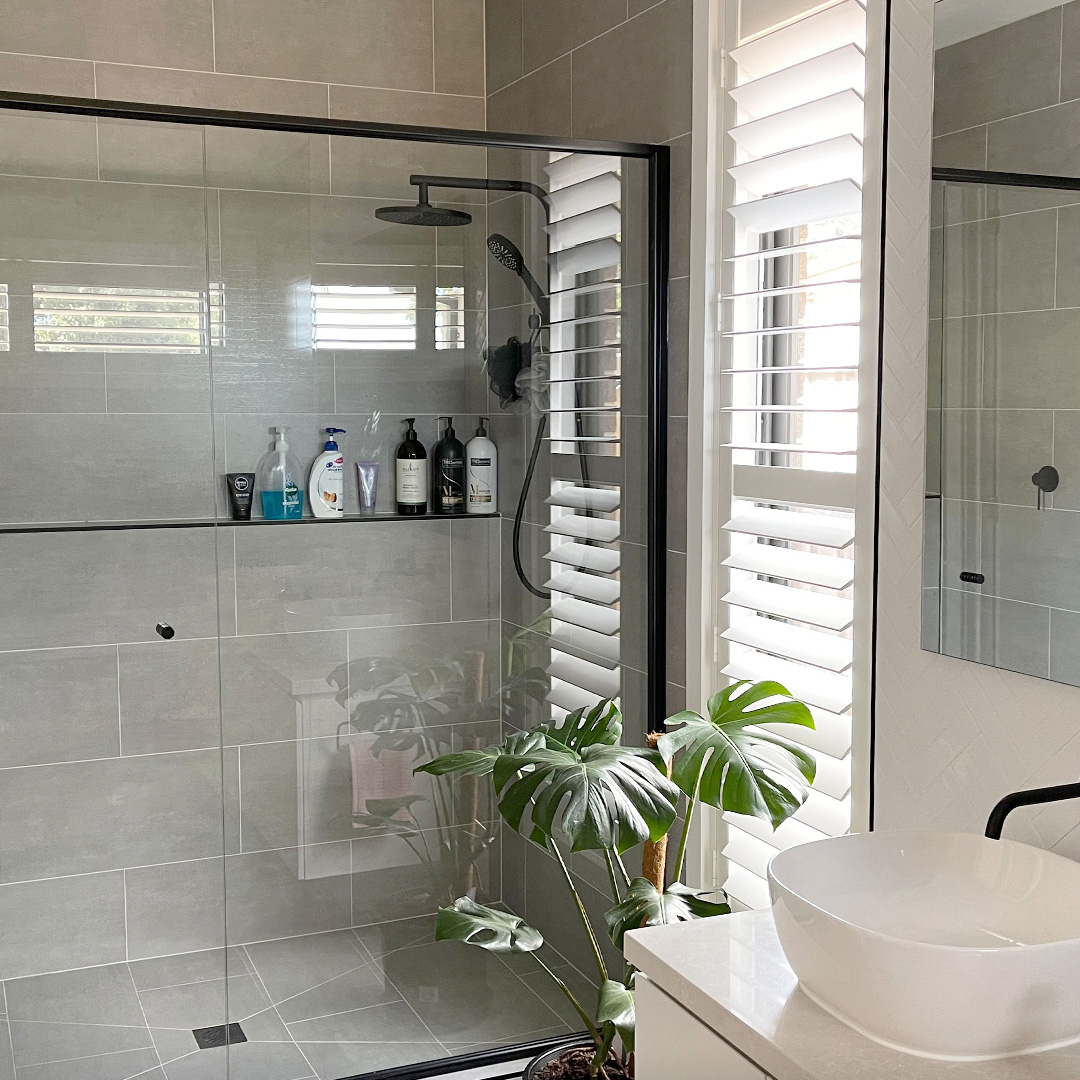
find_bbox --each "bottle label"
[397,460,427,504]
[471,457,491,467]
[316,455,345,512]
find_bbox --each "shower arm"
[409,174,552,224]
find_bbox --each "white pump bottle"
[466,417,497,515]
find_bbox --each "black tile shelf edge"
[0,513,502,535]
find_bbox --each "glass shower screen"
[0,100,663,1080]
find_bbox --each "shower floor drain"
[192,1023,247,1049]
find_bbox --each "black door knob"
[155,622,176,640]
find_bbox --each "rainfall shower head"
[375,200,472,227]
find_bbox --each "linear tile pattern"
[877,0,1080,859]
[0,926,577,1080]
[0,0,485,130]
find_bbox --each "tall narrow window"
[0,284,8,352]
[715,0,869,908]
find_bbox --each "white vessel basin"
[768,830,1080,1061]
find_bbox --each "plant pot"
[523,1039,627,1080]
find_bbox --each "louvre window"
[312,284,417,351]
[717,0,868,910]
[33,285,223,353]
[435,286,465,351]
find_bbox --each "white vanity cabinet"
[635,975,770,1080]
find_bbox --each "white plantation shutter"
[542,152,624,719]
[717,0,868,909]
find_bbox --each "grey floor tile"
[274,967,401,1025]
[9,1022,153,1069]
[0,1025,13,1080]
[6,966,144,1027]
[293,1040,444,1080]
[129,950,248,993]
[352,917,435,960]
[148,1029,199,1067]
[243,932,367,1005]
[234,1008,292,1044]
[162,1041,312,1080]
[14,1048,162,1080]
[137,976,270,1031]
[285,1001,430,1044]
[376,942,564,1045]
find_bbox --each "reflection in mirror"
[924,0,1080,684]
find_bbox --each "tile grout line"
[126,964,163,1075]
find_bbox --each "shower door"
[0,106,234,1078]
[0,99,664,1080]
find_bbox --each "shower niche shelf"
[0,513,502,535]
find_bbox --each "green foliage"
[660,681,816,829]
[596,980,636,1055]
[435,898,543,953]
[604,878,731,949]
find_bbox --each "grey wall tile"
[125,857,226,959]
[1050,606,1080,687]
[234,520,452,634]
[1063,1,1080,102]
[450,519,500,621]
[0,414,216,524]
[940,408,1053,506]
[0,749,225,881]
[1055,203,1080,308]
[941,316,981,408]
[326,139,487,204]
[0,528,223,650]
[94,64,330,117]
[988,99,1080,176]
[0,54,95,97]
[983,310,1080,408]
[118,639,220,755]
[221,630,347,745]
[238,737,353,851]
[944,210,1057,317]
[329,86,484,130]
[0,0,213,68]
[485,0,523,94]
[7,962,145,1024]
[0,351,106,415]
[105,353,211,413]
[933,127,988,171]
[944,500,1080,611]
[940,589,1050,680]
[224,843,352,942]
[0,175,207,267]
[0,872,126,979]
[435,0,486,96]
[487,56,572,137]
[96,119,205,186]
[521,0,626,73]
[334,353,469,415]
[570,0,692,144]
[0,647,119,767]
[667,276,690,417]
[213,0,434,89]
[205,129,330,195]
[934,9,1061,134]
[667,550,687,681]
[0,113,98,180]
[500,519,550,631]
[1051,410,1080,509]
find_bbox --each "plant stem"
[671,763,704,885]
[603,850,623,903]
[549,838,609,983]
[531,954,602,1044]
[590,1024,618,1078]
[613,850,632,890]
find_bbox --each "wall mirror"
[923,0,1080,683]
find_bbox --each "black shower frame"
[0,90,669,1080]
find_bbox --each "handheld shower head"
[487,233,548,321]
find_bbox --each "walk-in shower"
[0,93,667,1080]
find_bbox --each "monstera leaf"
[659,681,816,829]
[597,979,636,1054]
[604,878,731,949]
[435,898,543,953]
[416,728,546,779]
[492,701,678,853]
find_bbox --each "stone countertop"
[625,910,1080,1080]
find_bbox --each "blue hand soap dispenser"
[257,426,303,519]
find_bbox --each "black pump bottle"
[431,416,466,515]
[395,418,428,515]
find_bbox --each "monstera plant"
[416,681,815,1080]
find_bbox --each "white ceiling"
[935,0,1061,48]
